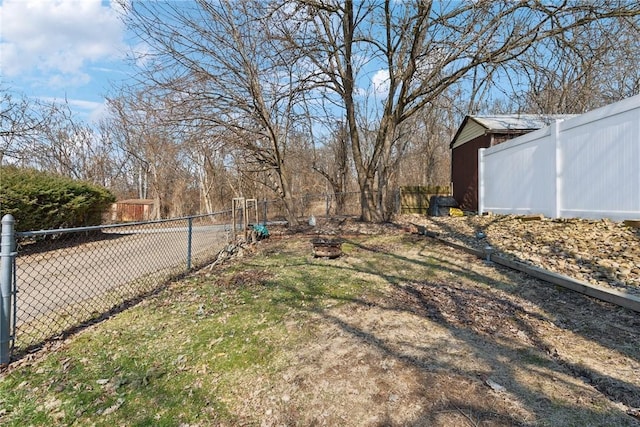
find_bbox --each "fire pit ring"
[311,237,343,258]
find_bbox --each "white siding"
[451,119,486,149]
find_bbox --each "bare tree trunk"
[117,0,640,222]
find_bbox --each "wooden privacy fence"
[400,185,451,214]
[110,199,155,222]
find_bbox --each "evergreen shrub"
[0,166,116,232]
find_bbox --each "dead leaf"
[486,379,506,393]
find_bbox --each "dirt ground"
[5,216,638,426]
[234,218,640,426]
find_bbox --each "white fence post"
[552,120,562,219]
[478,148,485,215]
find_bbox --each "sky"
[0,0,134,123]
[0,0,469,127]
[0,0,394,124]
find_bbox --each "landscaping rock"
[397,214,640,297]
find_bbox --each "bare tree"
[182,124,232,214]
[118,0,324,225]
[0,89,52,166]
[1,91,125,189]
[509,16,640,114]
[396,101,456,188]
[279,0,640,221]
[106,93,189,218]
[312,121,352,214]
[27,104,96,180]
[114,0,640,221]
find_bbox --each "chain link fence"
[0,190,394,363]
[2,211,233,360]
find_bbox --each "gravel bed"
[397,213,640,297]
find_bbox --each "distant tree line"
[2,1,639,223]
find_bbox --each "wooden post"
[245,198,257,240]
[245,199,258,225]
[232,197,245,241]
[623,220,640,228]
[242,199,248,240]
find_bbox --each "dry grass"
[1,224,638,426]
[230,232,639,426]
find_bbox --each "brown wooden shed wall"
[451,134,492,211]
[110,200,154,222]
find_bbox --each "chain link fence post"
[1,214,16,364]
[263,199,268,224]
[187,217,193,270]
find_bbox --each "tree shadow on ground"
[360,233,640,363]
[426,215,640,307]
[271,236,640,425]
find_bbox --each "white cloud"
[39,96,110,123]
[0,0,126,86]
[70,98,110,123]
[48,72,92,88]
[371,69,390,95]
[355,69,391,99]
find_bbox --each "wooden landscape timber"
[517,214,545,222]
[623,219,640,229]
[416,225,640,313]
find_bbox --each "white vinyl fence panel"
[479,95,640,221]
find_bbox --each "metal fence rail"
[0,190,405,363]
[1,211,232,360]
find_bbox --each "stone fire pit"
[311,237,343,258]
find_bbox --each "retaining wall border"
[417,227,640,313]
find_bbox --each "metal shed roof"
[450,114,575,149]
